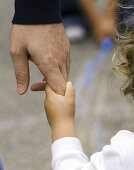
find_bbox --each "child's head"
[113,4,134,98]
[113,30,134,97]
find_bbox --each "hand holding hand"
[10,24,70,95]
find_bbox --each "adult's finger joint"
[15,70,28,84]
[10,47,22,58]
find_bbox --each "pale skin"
[10,23,70,95]
[44,82,76,142]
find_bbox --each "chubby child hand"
[44,82,76,142]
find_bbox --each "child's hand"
[44,82,76,142]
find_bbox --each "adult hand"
[10,24,70,95]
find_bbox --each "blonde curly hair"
[113,25,134,97]
[112,1,134,97]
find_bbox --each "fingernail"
[66,81,72,87]
[17,84,25,95]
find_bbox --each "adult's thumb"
[11,52,30,95]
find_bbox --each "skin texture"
[10,23,70,95]
[44,82,77,142]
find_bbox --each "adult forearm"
[13,0,62,24]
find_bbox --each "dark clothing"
[12,0,62,24]
[61,0,89,30]
[62,0,79,17]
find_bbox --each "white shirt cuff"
[51,137,83,159]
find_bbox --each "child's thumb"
[65,81,75,98]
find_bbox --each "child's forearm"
[51,119,77,143]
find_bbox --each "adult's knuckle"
[10,47,21,57]
[15,70,27,83]
[9,48,14,56]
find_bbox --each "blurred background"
[0,0,134,170]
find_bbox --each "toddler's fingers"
[65,81,75,99]
[45,84,55,97]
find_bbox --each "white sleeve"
[51,130,134,170]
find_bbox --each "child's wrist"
[51,119,77,142]
[51,117,74,129]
